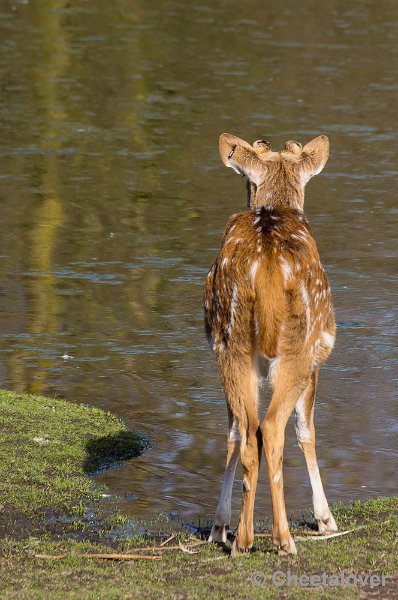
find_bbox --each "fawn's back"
[204,134,335,372]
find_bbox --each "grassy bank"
[0,390,397,599]
[0,390,148,530]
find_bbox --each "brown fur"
[205,133,337,556]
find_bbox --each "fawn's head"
[219,133,329,211]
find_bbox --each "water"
[0,0,397,523]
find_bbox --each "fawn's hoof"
[230,538,253,557]
[317,511,338,534]
[208,524,228,544]
[274,535,297,556]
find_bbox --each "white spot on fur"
[268,358,279,385]
[229,418,241,442]
[230,284,239,328]
[295,390,311,443]
[222,257,228,268]
[291,231,308,243]
[280,257,292,283]
[254,216,261,225]
[250,260,259,285]
[243,478,251,492]
[273,471,282,483]
[321,331,335,350]
[212,333,219,351]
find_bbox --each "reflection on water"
[0,0,397,521]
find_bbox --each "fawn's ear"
[301,135,329,182]
[219,133,266,185]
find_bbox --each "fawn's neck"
[248,164,305,211]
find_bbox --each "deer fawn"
[204,133,337,556]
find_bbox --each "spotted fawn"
[204,133,337,555]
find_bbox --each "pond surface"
[0,0,397,523]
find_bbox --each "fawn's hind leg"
[295,368,337,533]
[231,406,262,555]
[209,407,240,543]
[210,352,262,554]
[262,357,313,555]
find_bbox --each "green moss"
[0,389,148,515]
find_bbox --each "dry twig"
[178,541,199,554]
[35,553,161,561]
